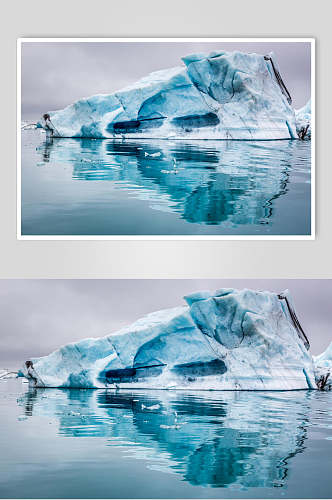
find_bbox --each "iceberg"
[20,288,320,390]
[37,50,303,141]
[313,342,332,390]
[0,369,18,380]
[295,99,311,139]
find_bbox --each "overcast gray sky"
[21,41,311,120]
[0,279,330,369]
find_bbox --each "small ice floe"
[144,152,161,157]
[141,403,160,411]
[68,410,81,416]
[18,415,28,421]
[0,370,17,380]
[123,415,131,419]
[21,122,37,130]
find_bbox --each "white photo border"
[17,37,315,241]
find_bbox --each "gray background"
[21,41,311,120]
[0,0,331,279]
[0,279,330,369]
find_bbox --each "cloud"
[21,41,311,119]
[0,279,330,369]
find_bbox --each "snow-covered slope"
[20,288,317,390]
[37,50,300,140]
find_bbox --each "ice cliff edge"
[20,288,328,391]
[37,50,309,141]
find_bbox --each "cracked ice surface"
[20,288,317,390]
[37,51,299,140]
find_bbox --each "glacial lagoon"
[21,131,311,236]
[0,378,331,498]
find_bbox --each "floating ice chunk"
[0,369,17,380]
[313,342,332,390]
[21,288,320,391]
[295,99,311,139]
[21,121,37,130]
[37,51,300,141]
[313,342,332,368]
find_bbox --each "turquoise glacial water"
[0,379,331,498]
[21,131,311,236]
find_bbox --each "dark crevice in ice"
[107,116,166,135]
[171,359,227,378]
[171,112,220,130]
[98,359,227,384]
[100,364,165,384]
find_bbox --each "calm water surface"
[0,379,331,498]
[21,131,311,235]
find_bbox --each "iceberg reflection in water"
[2,378,330,498]
[21,132,311,235]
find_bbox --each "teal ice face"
[37,50,302,140]
[21,288,320,390]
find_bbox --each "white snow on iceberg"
[37,50,302,141]
[21,288,318,390]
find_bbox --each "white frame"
[17,37,315,240]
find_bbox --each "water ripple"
[21,132,311,235]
